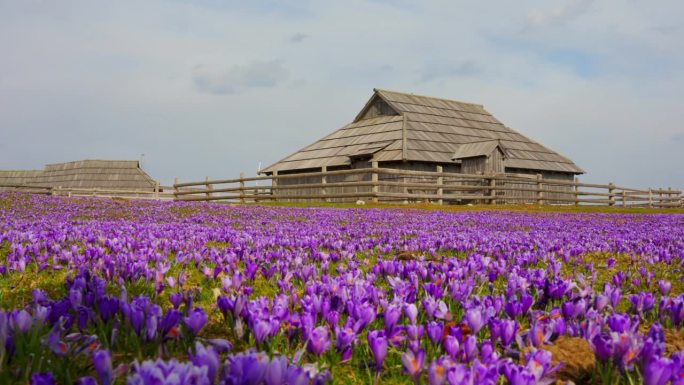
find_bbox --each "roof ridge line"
[374,88,485,108]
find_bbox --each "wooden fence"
[0,182,175,200]
[172,165,683,208]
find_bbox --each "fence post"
[403,172,409,205]
[648,188,653,208]
[205,176,212,199]
[489,175,496,205]
[436,165,443,205]
[622,190,626,207]
[272,171,278,202]
[536,174,544,205]
[371,161,379,203]
[173,177,179,200]
[574,177,579,206]
[239,172,245,203]
[154,181,160,199]
[321,166,330,203]
[658,189,663,208]
[608,182,615,207]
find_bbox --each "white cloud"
[289,33,310,43]
[525,0,595,30]
[192,60,289,95]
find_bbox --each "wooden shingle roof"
[451,140,508,160]
[0,160,158,190]
[262,89,584,174]
[0,170,45,185]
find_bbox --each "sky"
[1,0,683,189]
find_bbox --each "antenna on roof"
[140,153,145,169]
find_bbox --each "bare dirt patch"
[665,328,684,355]
[524,337,595,383]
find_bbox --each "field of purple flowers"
[0,192,683,385]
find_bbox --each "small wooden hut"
[261,89,584,202]
[0,160,158,192]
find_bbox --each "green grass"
[0,268,69,309]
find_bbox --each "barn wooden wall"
[502,168,574,204]
[274,162,576,204]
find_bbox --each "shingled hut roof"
[262,89,584,174]
[0,160,158,190]
[0,170,45,186]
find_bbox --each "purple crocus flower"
[160,309,182,338]
[444,335,460,359]
[525,348,559,384]
[502,363,536,385]
[387,325,407,348]
[528,321,550,347]
[368,330,388,371]
[611,331,643,370]
[461,335,478,363]
[96,296,119,324]
[128,358,210,385]
[224,351,268,385]
[264,356,288,385]
[216,295,232,316]
[30,372,56,385]
[206,338,232,353]
[643,356,674,385]
[46,325,69,357]
[307,326,331,357]
[426,321,443,346]
[10,309,32,333]
[145,313,158,342]
[93,349,113,385]
[287,366,309,385]
[70,289,83,309]
[591,333,613,362]
[464,308,484,334]
[401,348,425,384]
[189,342,219,384]
[406,324,424,341]
[253,319,272,345]
[128,304,145,335]
[385,305,401,331]
[334,326,356,361]
[405,303,418,325]
[183,307,207,335]
[446,363,471,385]
[427,358,447,385]
[504,301,522,319]
[500,319,518,347]
[595,294,609,311]
[169,292,183,310]
[658,280,672,296]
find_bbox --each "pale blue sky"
[1,0,682,189]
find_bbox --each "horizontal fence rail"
[172,164,683,208]
[0,182,175,200]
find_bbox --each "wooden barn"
[261,89,584,203]
[0,160,159,192]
